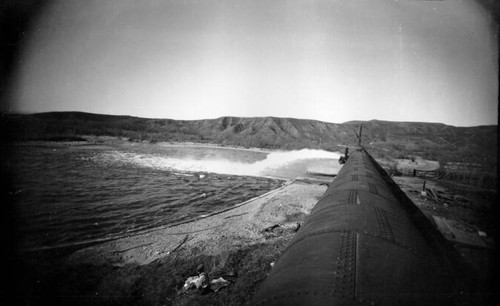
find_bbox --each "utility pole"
[355,124,363,146]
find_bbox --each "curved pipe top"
[252,148,466,305]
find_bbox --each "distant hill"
[2,112,497,168]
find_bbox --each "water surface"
[9,142,340,250]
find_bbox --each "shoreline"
[67,180,326,266]
[20,180,293,254]
[11,136,342,155]
[156,141,275,153]
[10,136,272,152]
[16,180,328,305]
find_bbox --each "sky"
[4,0,499,126]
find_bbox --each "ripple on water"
[9,143,284,250]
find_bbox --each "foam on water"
[94,148,342,177]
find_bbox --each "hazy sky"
[6,0,498,126]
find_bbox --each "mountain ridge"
[2,111,497,167]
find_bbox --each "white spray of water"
[95,149,342,177]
